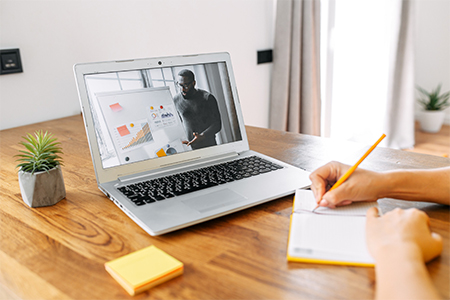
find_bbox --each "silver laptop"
[73,52,311,236]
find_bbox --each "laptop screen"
[83,62,243,169]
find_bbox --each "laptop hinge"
[117,152,240,183]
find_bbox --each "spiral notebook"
[287,189,380,266]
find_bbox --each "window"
[144,68,178,97]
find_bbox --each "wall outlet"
[1,49,23,75]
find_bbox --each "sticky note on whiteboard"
[156,148,167,157]
[117,125,130,137]
[110,103,123,112]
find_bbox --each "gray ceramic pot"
[18,167,66,207]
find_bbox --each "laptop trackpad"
[182,189,247,213]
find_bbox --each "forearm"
[374,246,441,300]
[378,167,450,205]
[201,120,221,137]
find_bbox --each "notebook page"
[288,213,374,263]
[293,189,379,216]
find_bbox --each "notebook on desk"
[73,52,311,236]
[287,189,380,266]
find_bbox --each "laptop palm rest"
[182,189,247,213]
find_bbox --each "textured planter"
[418,110,445,133]
[18,167,66,208]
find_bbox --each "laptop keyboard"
[117,155,284,206]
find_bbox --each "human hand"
[366,207,442,263]
[182,132,204,147]
[309,161,383,208]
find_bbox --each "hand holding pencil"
[310,134,386,209]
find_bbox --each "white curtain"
[323,0,415,148]
[384,0,415,148]
[269,0,321,135]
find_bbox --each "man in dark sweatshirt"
[173,69,222,150]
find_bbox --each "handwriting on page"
[293,189,379,216]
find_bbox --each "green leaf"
[15,130,64,174]
[416,84,450,111]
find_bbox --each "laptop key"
[154,194,165,201]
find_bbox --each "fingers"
[365,207,380,246]
[310,161,345,203]
[311,184,326,204]
[431,232,443,244]
[431,232,443,251]
[431,232,443,260]
[319,185,364,208]
[368,208,443,263]
[407,209,443,262]
[424,231,443,263]
[186,133,199,146]
[366,206,379,219]
[320,190,339,207]
[310,161,383,208]
[338,200,352,206]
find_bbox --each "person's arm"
[379,168,450,204]
[309,161,450,207]
[184,132,200,146]
[366,207,443,300]
[199,94,222,137]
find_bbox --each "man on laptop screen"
[174,69,222,150]
[83,61,241,168]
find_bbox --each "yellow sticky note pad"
[105,245,183,296]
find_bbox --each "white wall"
[2,0,448,131]
[0,0,275,130]
[414,0,450,123]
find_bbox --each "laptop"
[73,52,311,236]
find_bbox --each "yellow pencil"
[313,133,386,211]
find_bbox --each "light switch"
[0,49,23,75]
[257,49,273,64]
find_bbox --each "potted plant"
[15,130,66,207]
[417,84,450,133]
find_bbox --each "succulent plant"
[15,130,63,174]
[417,84,450,111]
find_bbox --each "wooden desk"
[1,115,449,299]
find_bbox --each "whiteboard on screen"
[96,87,188,165]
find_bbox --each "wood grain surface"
[1,115,449,299]
[405,122,450,157]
